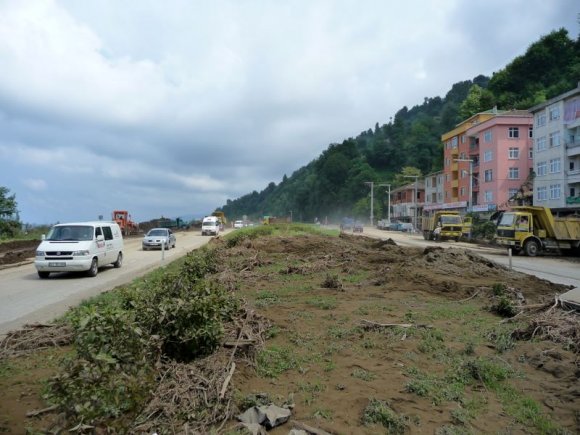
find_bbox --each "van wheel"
[113,252,123,268]
[87,258,98,277]
[38,271,50,279]
[524,240,539,257]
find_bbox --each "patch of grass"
[327,325,359,339]
[256,346,300,378]
[321,273,342,289]
[361,399,409,434]
[306,296,337,310]
[497,385,562,432]
[428,304,479,321]
[313,407,333,420]
[255,290,282,308]
[492,283,507,296]
[343,271,369,284]
[417,328,446,354]
[492,296,518,318]
[351,368,376,381]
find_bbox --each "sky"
[0,0,577,224]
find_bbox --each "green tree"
[0,187,20,238]
[458,84,496,119]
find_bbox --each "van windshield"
[46,225,93,241]
[203,222,217,227]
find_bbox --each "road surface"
[0,230,221,336]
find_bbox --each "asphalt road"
[0,230,222,337]
[359,226,580,289]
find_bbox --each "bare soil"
[0,240,38,266]
[0,231,579,434]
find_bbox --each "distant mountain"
[220,29,580,222]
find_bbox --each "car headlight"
[72,250,90,256]
[36,251,45,257]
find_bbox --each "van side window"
[103,226,113,241]
[95,227,103,238]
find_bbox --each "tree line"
[220,29,580,222]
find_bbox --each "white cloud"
[0,0,576,223]
[23,178,47,191]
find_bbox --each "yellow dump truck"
[495,206,580,256]
[211,211,227,229]
[421,211,463,241]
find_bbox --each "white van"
[35,221,124,278]
[201,216,220,236]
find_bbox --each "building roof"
[528,82,580,113]
[391,181,425,194]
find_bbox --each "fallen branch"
[26,404,58,417]
[360,319,433,329]
[219,362,236,400]
[292,420,334,435]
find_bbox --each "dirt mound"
[0,240,38,266]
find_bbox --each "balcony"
[451,180,458,188]
[567,169,580,184]
[451,163,458,171]
[566,140,580,157]
[566,196,580,205]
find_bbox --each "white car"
[142,228,176,250]
[234,220,244,229]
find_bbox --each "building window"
[484,130,492,143]
[536,161,547,176]
[549,184,561,199]
[549,131,560,147]
[484,169,493,182]
[508,188,519,198]
[459,152,466,159]
[460,187,465,196]
[536,112,546,127]
[570,187,576,197]
[548,105,560,121]
[483,150,493,162]
[461,170,468,179]
[451,137,458,148]
[537,186,547,201]
[536,136,546,151]
[529,148,533,159]
[508,147,519,159]
[508,167,519,179]
[529,127,533,138]
[549,158,561,173]
[461,135,466,143]
[508,127,519,138]
[484,191,493,202]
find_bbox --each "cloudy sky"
[0,0,577,224]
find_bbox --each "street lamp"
[454,159,474,212]
[385,184,391,224]
[403,175,419,230]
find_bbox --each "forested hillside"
[221,29,580,222]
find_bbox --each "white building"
[529,83,580,211]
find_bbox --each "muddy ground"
[0,239,38,266]
[1,231,579,433]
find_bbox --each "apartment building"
[529,83,580,210]
[466,110,533,211]
[390,182,424,229]
[423,171,444,207]
[442,110,498,212]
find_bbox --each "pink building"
[467,110,533,211]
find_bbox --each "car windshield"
[46,225,93,241]
[203,222,217,226]
[147,229,167,236]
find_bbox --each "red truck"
[112,210,139,236]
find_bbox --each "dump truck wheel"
[524,240,539,257]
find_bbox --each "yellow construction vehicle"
[422,211,463,241]
[495,206,580,256]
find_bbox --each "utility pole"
[403,175,419,231]
[365,182,392,227]
[454,158,474,212]
[385,184,391,223]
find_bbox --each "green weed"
[306,296,337,310]
[351,368,376,381]
[257,346,300,378]
[361,399,409,433]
